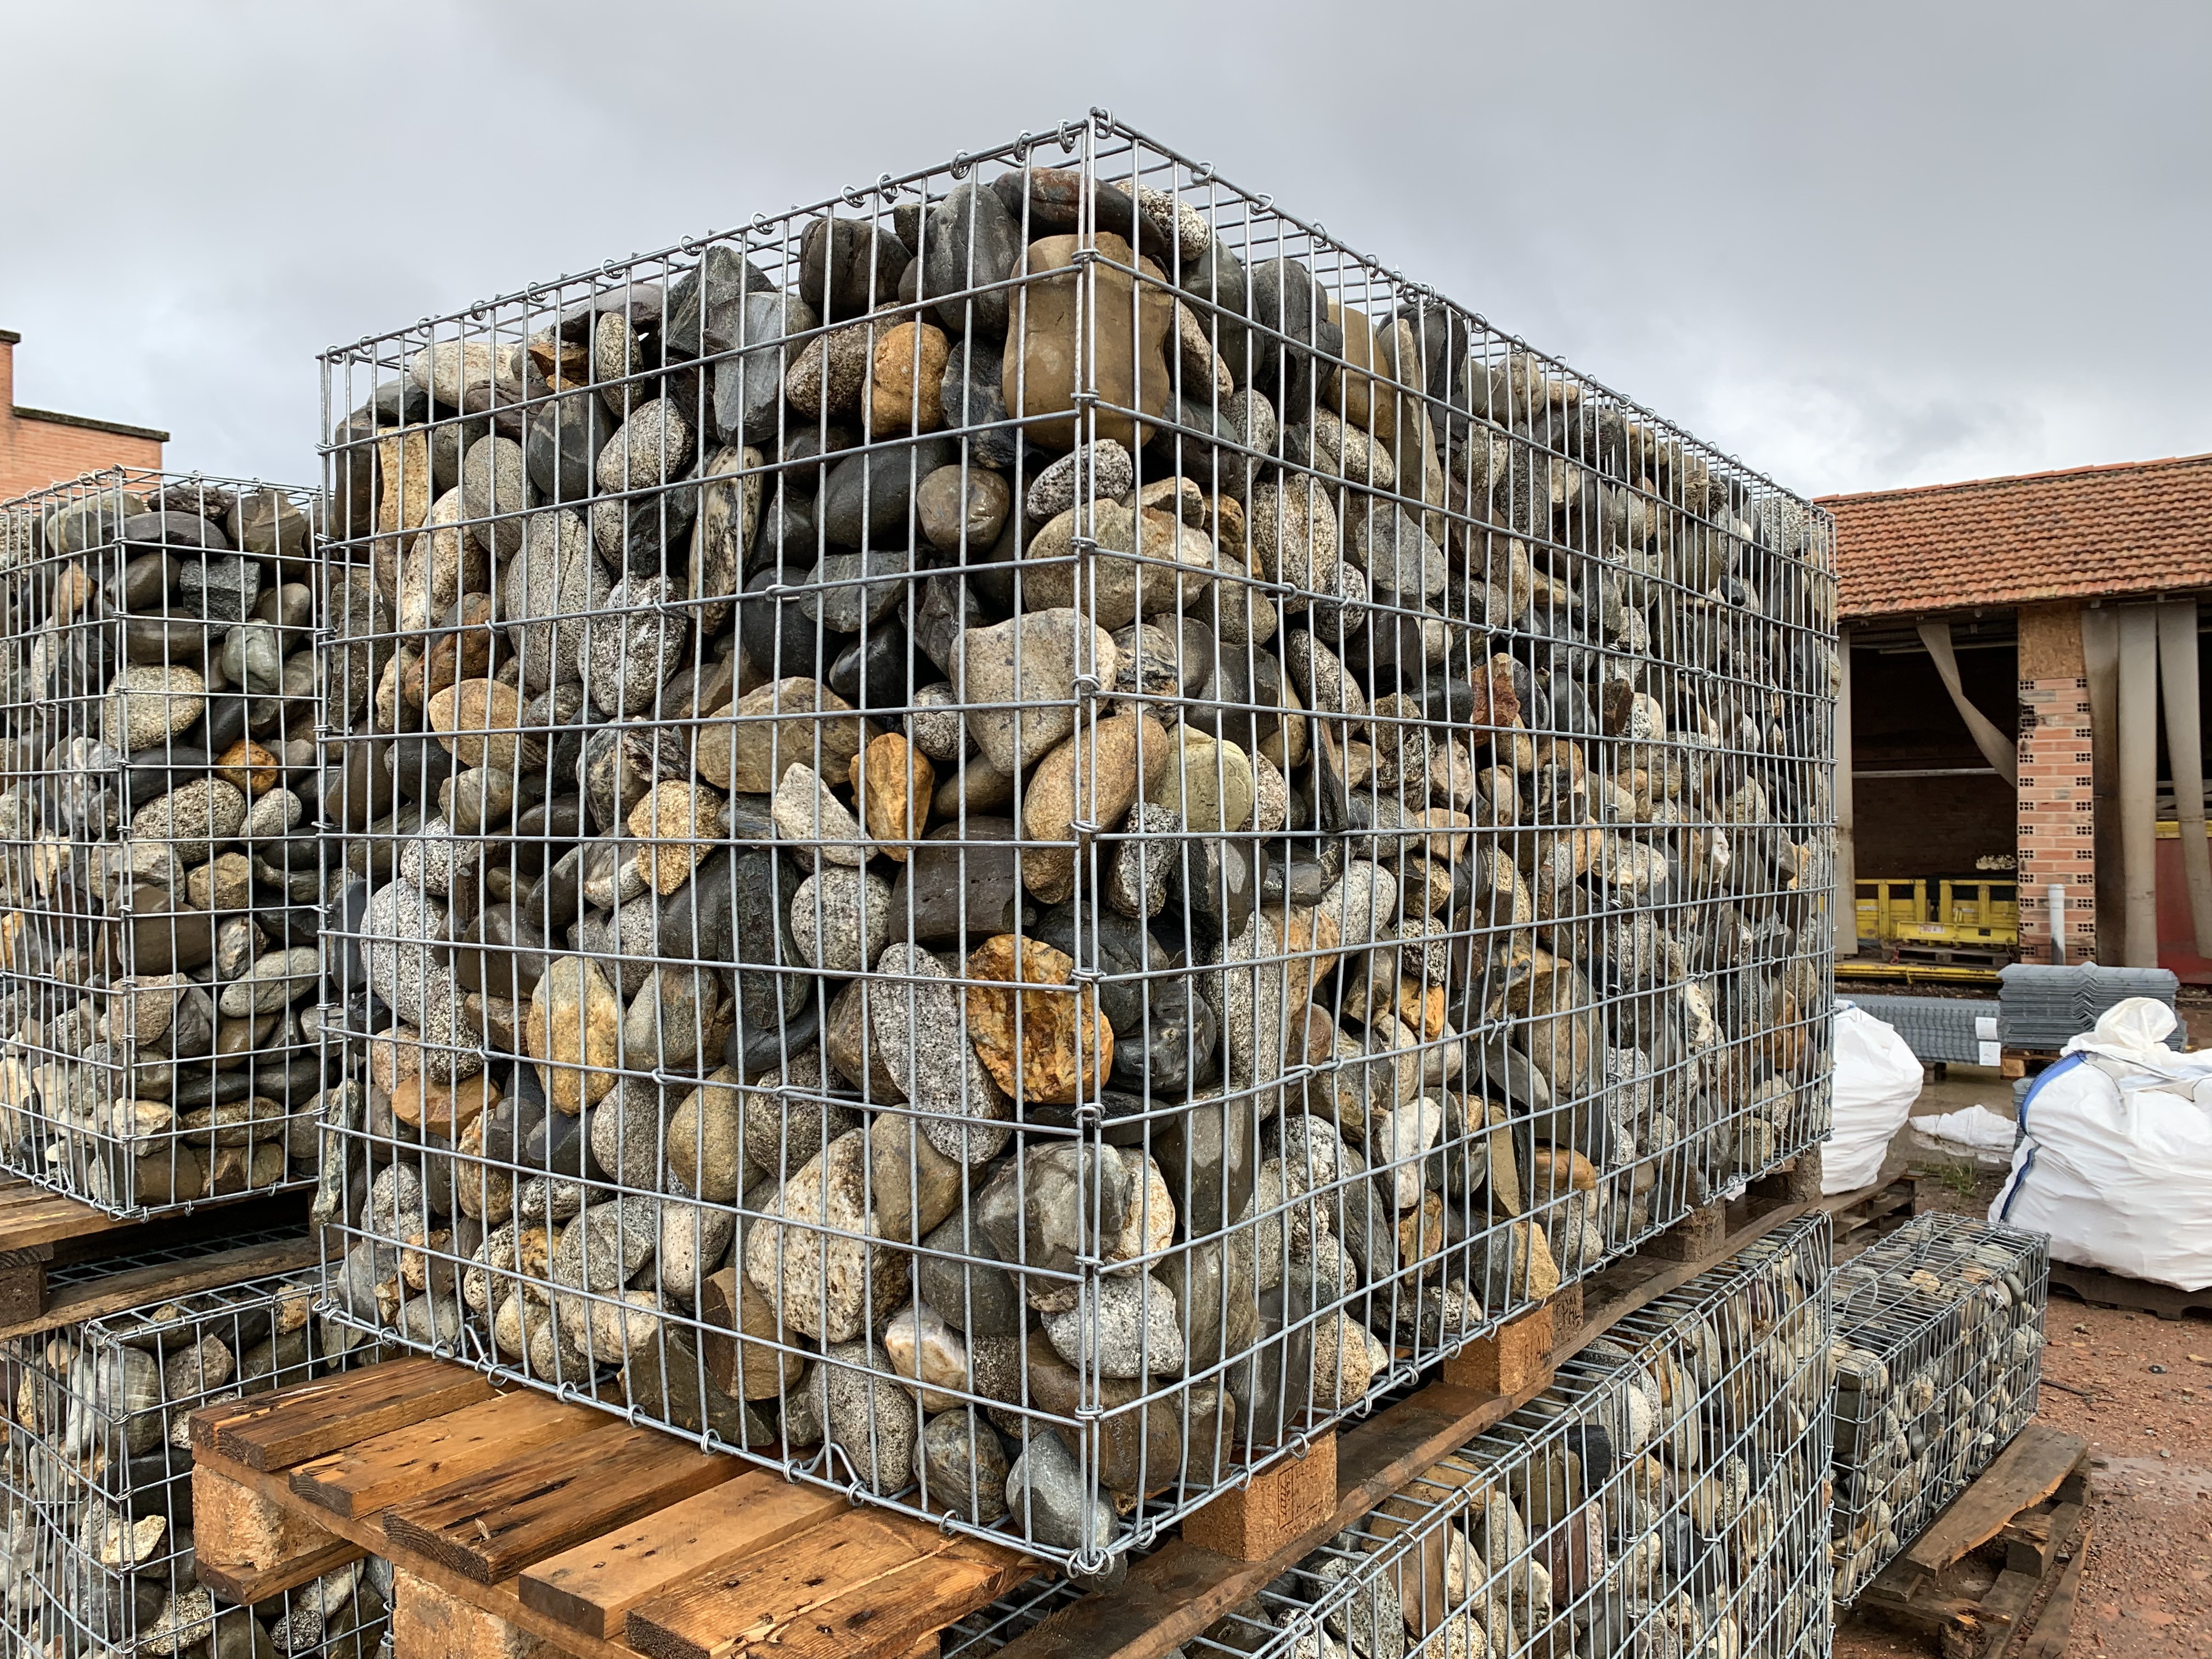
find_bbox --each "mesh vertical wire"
[314,111,1837,1570]
[1827,1212,2048,1606]
[942,1212,1835,1658]
[0,1244,388,1659]
[0,469,330,1217]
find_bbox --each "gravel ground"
[1833,1085,2212,1655]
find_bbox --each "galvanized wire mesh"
[945,1212,1834,1658]
[0,1242,390,1659]
[0,469,331,1216]
[314,110,1837,1569]
[1827,1212,2047,1606]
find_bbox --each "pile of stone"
[1829,1214,2047,1605]
[0,1250,389,1659]
[0,475,334,1212]
[944,1213,1835,1659]
[316,120,1835,1568]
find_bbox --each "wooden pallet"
[1819,1171,1919,1258]
[188,1356,1031,1659]
[0,1176,311,1336]
[2047,1258,2212,1321]
[1997,1047,2062,1081]
[1852,1424,2091,1658]
[188,1182,1814,1659]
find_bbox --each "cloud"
[2,0,2206,496]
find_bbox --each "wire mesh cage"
[1827,1212,2047,1606]
[0,469,331,1216]
[946,1212,1834,1658]
[0,1241,391,1659]
[314,110,1838,1568]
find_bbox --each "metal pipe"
[2047,884,2067,964]
[2081,606,2122,961]
[1837,627,1858,960]
[2118,605,2162,967]
[2158,601,2212,951]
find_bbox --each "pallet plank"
[291,1390,611,1519]
[1904,1426,2086,1574]
[193,1353,496,1471]
[384,1419,743,1584]
[0,1235,318,1343]
[198,1442,634,1659]
[518,1471,847,1639]
[625,1508,1028,1659]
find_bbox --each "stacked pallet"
[313,111,1837,1575]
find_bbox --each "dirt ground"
[1832,1063,2212,1657]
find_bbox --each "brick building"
[0,328,167,501]
[1826,452,2212,974]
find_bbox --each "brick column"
[2017,603,2096,961]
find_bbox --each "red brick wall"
[0,338,164,502]
[2016,603,2096,961]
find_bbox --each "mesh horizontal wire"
[0,1242,390,1659]
[1827,1212,2047,1607]
[0,470,331,1217]
[314,111,1837,1569]
[945,1212,1835,1658]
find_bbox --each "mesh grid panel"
[315,112,1837,1567]
[1827,1212,2047,1606]
[0,1242,390,1659]
[946,1212,1835,1657]
[0,470,331,1216]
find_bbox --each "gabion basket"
[946,1212,1835,1658]
[314,111,1838,1569]
[0,1242,391,1659]
[1827,1213,2047,1606]
[0,470,331,1216]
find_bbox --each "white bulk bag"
[1824,1000,1924,1195]
[1993,997,2212,1291]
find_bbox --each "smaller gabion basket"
[0,470,331,1216]
[0,1240,389,1659]
[943,1211,1834,1659]
[1827,1212,2048,1606]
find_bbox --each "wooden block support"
[395,1570,548,1659]
[1181,1434,1338,1562]
[1748,1148,1822,1210]
[1440,1304,1554,1395]
[192,1462,365,1602]
[0,1247,48,1327]
[1641,1201,1725,1263]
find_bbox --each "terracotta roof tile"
[1821,452,2212,620]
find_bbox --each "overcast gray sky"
[4,1,2205,502]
